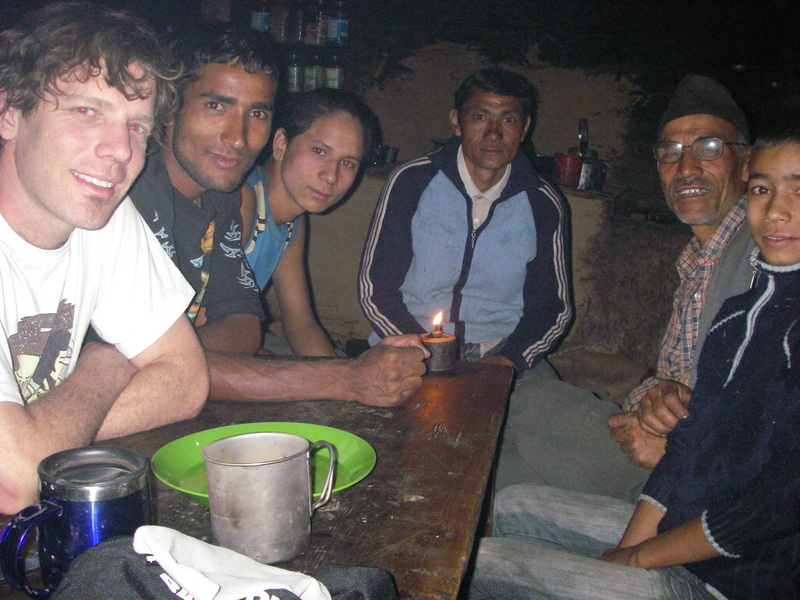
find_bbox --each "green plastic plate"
[151,422,376,505]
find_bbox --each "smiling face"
[0,65,155,249]
[166,62,275,201]
[268,112,365,223]
[746,142,800,267]
[449,89,530,192]
[658,114,747,245]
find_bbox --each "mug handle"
[0,499,62,599]
[309,440,336,513]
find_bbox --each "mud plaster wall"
[359,41,637,169]
[267,182,689,376]
[264,42,693,384]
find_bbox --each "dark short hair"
[283,88,377,158]
[0,2,179,144]
[749,120,800,168]
[454,67,538,124]
[176,23,280,100]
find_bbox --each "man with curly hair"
[0,2,208,514]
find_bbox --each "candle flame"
[433,311,443,327]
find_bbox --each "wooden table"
[1,361,511,600]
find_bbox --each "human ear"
[741,146,753,183]
[522,115,532,138]
[0,96,21,142]
[449,109,462,137]
[272,128,288,161]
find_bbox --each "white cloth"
[457,144,511,229]
[0,198,194,404]
[133,526,332,600]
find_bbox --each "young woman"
[241,88,374,356]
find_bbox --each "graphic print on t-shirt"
[223,220,258,291]
[220,221,244,260]
[8,299,75,404]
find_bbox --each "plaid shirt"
[623,197,749,411]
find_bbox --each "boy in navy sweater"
[467,124,800,600]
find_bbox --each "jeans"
[465,484,718,600]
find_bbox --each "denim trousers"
[465,484,718,600]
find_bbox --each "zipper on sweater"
[452,185,506,338]
[451,201,477,340]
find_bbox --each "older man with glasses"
[493,74,757,503]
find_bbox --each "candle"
[431,311,444,337]
[422,311,457,372]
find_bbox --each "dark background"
[4,0,800,196]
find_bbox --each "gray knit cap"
[658,74,749,142]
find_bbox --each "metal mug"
[553,152,582,187]
[0,447,151,599]
[202,432,335,564]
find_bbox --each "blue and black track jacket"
[359,136,573,372]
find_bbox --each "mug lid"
[38,447,149,501]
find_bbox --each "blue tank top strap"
[243,166,300,291]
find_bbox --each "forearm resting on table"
[96,318,209,440]
[0,346,135,513]
[207,337,428,405]
[94,357,207,440]
[207,352,353,402]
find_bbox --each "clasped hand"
[636,379,691,435]
[608,380,692,468]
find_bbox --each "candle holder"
[422,331,457,372]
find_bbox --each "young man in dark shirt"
[130,25,428,407]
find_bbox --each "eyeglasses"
[652,137,747,164]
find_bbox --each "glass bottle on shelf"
[287,0,307,45]
[250,0,269,32]
[285,42,304,94]
[326,0,348,47]
[304,0,327,46]
[326,52,344,89]
[303,49,325,91]
[268,0,289,43]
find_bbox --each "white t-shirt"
[0,198,195,405]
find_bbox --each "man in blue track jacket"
[359,68,572,375]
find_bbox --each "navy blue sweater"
[641,252,800,599]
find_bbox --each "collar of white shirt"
[456,144,511,229]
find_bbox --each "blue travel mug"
[0,446,150,599]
